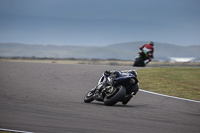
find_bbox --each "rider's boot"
[135,53,140,60]
[144,59,149,65]
[122,94,133,105]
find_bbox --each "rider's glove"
[108,78,117,86]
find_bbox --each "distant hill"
[0,42,200,60]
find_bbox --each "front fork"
[92,84,105,101]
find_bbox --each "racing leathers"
[91,70,139,105]
[138,43,154,64]
[103,70,139,95]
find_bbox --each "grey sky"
[0,0,200,46]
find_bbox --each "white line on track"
[0,128,34,133]
[139,89,200,103]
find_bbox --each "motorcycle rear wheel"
[104,85,126,106]
[133,58,145,67]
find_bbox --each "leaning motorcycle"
[133,51,148,67]
[84,71,138,106]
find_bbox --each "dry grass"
[0,58,134,66]
[1,58,200,67]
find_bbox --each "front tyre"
[84,90,95,103]
[104,85,126,106]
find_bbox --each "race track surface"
[0,62,200,133]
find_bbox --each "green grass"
[137,67,200,101]
[0,131,13,133]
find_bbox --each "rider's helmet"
[149,41,154,46]
[128,70,137,78]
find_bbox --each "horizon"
[1,42,200,61]
[1,41,200,47]
[0,0,200,46]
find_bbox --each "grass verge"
[1,58,200,67]
[137,67,200,101]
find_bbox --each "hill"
[0,42,200,60]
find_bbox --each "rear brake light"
[130,78,135,84]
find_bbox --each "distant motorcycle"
[84,70,139,106]
[133,51,148,67]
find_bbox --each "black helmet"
[149,41,154,46]
[128,70,137,78]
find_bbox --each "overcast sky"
[0,0,200,46]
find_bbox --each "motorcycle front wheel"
[84,90,95,103]
[104,85,126,106]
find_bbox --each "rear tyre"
[133,58,145,67]
[104,85,126,106]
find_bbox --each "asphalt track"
[0,61,200,133]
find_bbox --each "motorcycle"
[84,70,139,106]
[133,51,148,67]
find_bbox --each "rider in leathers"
[93,70,139,104]
[104,70,139,95]
[136,41,154,65]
